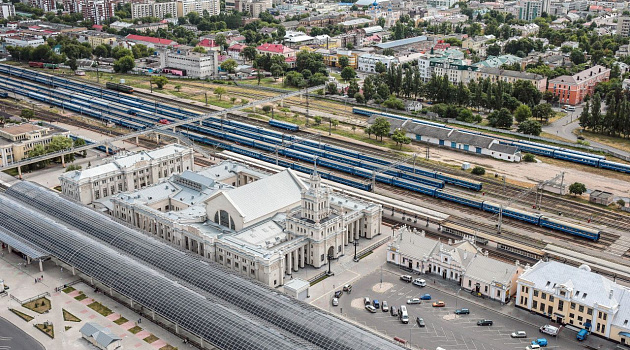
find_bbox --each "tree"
[381,95,405,110]
[193,46,206,53]
[532,103,553,123]
[313,116,322,125]
[517,119,542,136]
[67,58,78,71]
[214,87,226,100]
[215,34,227,50]
[371,117,391,141]
[113,55,135,73]
[570,49,586,65]
[374,61,387,73]
[347,80,360,97]
[487,108,513,128]
[151,76,169,89]
[20,109,35,120]
[338,56,349,68]
[175,84,182,92]
[28,144,48,169]
[512,80,541,107]
[487,44,501,57]
[340,66,356,82]
[331,119,339,129]
[242,46,257,62]
[326,82,338,95]
[73,137,87,157]
[569,182,587,196]
[391,129,411,149]
[471,166,485,175]
[65,164,82,172]
[514,104,532,123]
[47,136,74,163]
[354,92,365,104]
[220,59,238,73]
[522,153,536,162]
[270,64,284,80]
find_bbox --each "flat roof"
[0,123,45,136]
[375,36,427,49]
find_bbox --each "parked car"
[343,284,352,292]
[416,317,425,327]
[532,338,548,347]
[364,297,371,305]
[400,275,413,282]
[332,298,339,306]
[539,325,559,337]
[334,290,343,298]
[577,136,585,140]
[477,319,493,326]
[511,331,527,338]
[382,301,389,312]
[454,308,470,315]
[407,298,422,305]
[432,301,445,307]
[390,306,397,317]
[419,294,431,300]
[577,329,588,341]
[412,278,426,287]
[526,344,541,350]
[373,299,380,309]
[365,305,377,313]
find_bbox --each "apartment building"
[177,0,220,17]
[547,65,611,105]
[29,0,55,12]
[617,16,630,37]
[131,1,177,19]
[473,67,547,92]
[357,53,397,72]
[82,0,115,25]
[0,3,15,20]
[59,144,194,205]
[4,35,45,47]
[516,261,630,345]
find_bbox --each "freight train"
[352,107,630,174]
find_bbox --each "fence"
[356,236,391,260]
[10,291,50,305]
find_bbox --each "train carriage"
[435,190,483,209]
[539,217,601,241]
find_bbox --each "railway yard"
[2,63,630,271]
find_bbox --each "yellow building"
[86,32,117,47]
[516,261,630,345]
[323,50,359,69]
[0,123,70,166]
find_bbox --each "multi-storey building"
[235,0,271,18]
[0,123,70,167]
[131,1,177,19]
[357,53,397,72]
[158,47,219,78]
[427,0,457,7]
[82,0,115,25]
[4,35,45,47]
[59,144,194,205]
[29,0,55,12]
[0,3,15,20]
[547,65,611,105]
[514,0,549,21]
[516,261,630,345]
[473,67,547,92]
[431,57,478,84]
[176,0,220,17]
[617,17,630,37]
[256,43,296,58]
[105,159,383,287]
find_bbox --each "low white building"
[357,53,397,72]
[158,47,219,78]
[80,323,121,350]
[59,144,194,205]
[105,160,383,288]
[387,226,522,302]
[5,35,45,47]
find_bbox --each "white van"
[566,106,576,112]
[399,305,409,324]
[539,324,559,336]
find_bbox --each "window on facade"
[532,300,537,309]
[533,290,539,297]
[587,308,593,315]
[570,313,575,319]
[468,280,471,287]
[558,300,564,311]
[571,302,576,310]
[541,292,546,300]
[320,254,324,262]
[549,296,554,302]
[484,286,488,293]
[95,190,100,199]
[579,305,584,312]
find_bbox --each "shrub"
[471,166,485,175]
[522,153,536,162]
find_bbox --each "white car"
[365,305,377,313]
[412,278,426,287]
[332,298,339,306]
[511,331,527,338]
[526,345,540,350]
[407,298,421,304]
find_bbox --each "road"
[0,316,46,350]
[330,268,614,350]
[543,106,630,159]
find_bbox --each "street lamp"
[353,239,359,262]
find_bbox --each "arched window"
[214,210,235,230]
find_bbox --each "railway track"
[4,71,625,258]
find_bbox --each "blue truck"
[577,329,588,341]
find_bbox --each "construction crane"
[495,171,565,234]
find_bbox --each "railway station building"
[103,159,382,287]
[387,226,522,303]
[516,260,630,344]
[59,144,194,205]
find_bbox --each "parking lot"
[332,268,607,350]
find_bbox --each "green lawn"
[144,334,160,343]
[62,309,81,322]
[22,297,51,314]
[129,325,143,334]
[238,77,296,90]
[114,317,129,325]
[74,292,87,301]
[35,323,54,338]
[10,309,34,322]
[62,286,75,294]
[87,301,113,317]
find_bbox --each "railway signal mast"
[495,172,565,234]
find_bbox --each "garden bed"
[22,297,51,314]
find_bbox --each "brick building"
[547,65,611,105]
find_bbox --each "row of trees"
[27,135,85,170]
[579,91,630,138]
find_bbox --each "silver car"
[365,305,377,313]
[407,298,421,304]
[382,301,389,312]
[332,298,339,306]
[511,331,527,338]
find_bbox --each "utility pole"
[305,86,310,126]
[425,146,429,160]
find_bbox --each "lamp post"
[353,239,359,262]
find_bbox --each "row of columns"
[344,219,361,246]
[280,245,306,285]
[2,244,44,272]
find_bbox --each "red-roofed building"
[227,43,246,60]
[547,65,610,105]
[285,56,297,69]
[125,34,176,48]
[197,38,220,50]
[256,43,296,58]
[92,24,103,31]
